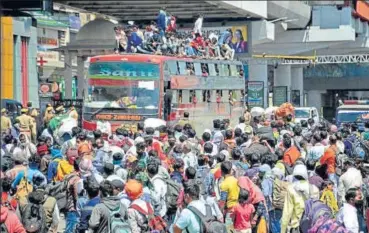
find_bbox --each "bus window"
[167,60,178,75]
[186,62,195,75]
[216,90,223,97]
[189,90,194,102]
[218,64,226,76]
[178,90,183,103]
[208,63,216,76]
[214,64,219,76]
[230,65,238,76]
[194,63,202,76]
[201,63,209,76]
[178,61,187,75]
[224,65,230,76]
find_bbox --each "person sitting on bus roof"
[178,112,190,127]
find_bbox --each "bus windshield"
[86,62,160,110]
[337,110,369,123]
[295,109,310,118]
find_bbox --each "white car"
[294,107,320,124]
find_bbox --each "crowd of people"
[114,8,241,60]
[1,102,369,233]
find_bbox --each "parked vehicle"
[1,99,23,123]
[336,100,369,132]
[295,107,320,124]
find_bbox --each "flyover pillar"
[64,51,73,99]
[248,63,268,108]
[291,67,304,107]
[274,65,292,103]
[77,56,86,98]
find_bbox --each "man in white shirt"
[338,159,363,206]
[234,116,246,133]
[337,187,362,233]
[193,14,203,36]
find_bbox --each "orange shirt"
[282,146,300,166]
[320,146,336,174]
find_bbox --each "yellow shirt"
[320,188,339,215]
[220,175,240,209]
[1,116,12,131]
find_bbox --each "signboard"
[171,76,244,90]
[95,114,142,121]
[247,81,264,108]
[69,16,81,30]
[273,86,288,106]
[291,90,301,107]
[39,82,59,98]
[177,24,250,55]
[37,51,59,62]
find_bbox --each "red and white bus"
[83,54,245,133]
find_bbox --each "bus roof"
[337,105,369,110]
[89,53,243,65]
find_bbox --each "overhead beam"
[115,13,242,20]
[108,10,228,16]
[80,4,216,10]
[65,0,201,5]
[95,8,220,14]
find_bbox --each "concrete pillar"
[222,91,228,102]
[211,90,217,102]
[64,51,73,99]
[182,90,190,104]
[172,90,177,103]
[274,65,292,102]
[307,90,326,113]
[77,56,86,99]
[291,67,303,106]
[248,63,268,107]
[195,90,202,102]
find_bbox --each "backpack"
[353,139,367,160]
[22,203,46,233]
[187,204,227,233]
[130,202,167,233]
[335,153,348,176]
[300,199,333,233]
[104,204,131,233]
[272,178,289,210]
[15,171,33,200]
[157,177,182,212]
[46,173,77,212]
[232,161,246,178]
[308,216,350,233]
[0,223,8,233]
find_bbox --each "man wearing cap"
[1,108,12,133]
[15,108,34,139]
[27,102,38,143]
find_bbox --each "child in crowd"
[320,180,339,215]
[233,188,255,233]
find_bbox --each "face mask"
[169,142,175,147]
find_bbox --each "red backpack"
[130,202,167,233]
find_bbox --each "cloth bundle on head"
[219,150,229,160]
[293,164,308,180]
[125,179,143,200]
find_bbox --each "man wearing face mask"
[337,187,362,233]
[92,138,110,173]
